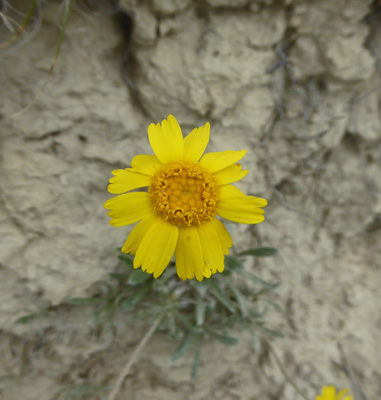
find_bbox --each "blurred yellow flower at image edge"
[316,386,353,400]
[104,115,267,281]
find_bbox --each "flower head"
[104,115,267,280]
[316,386,353,400]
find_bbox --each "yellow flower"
[316,386,353,400]
[104,115,267,280]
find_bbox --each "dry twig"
[107,311,166,400]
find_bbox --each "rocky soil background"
[0,0,380,399]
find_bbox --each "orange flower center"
[149,161,218,227]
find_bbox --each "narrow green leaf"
[249,310,264,320]
[225,255,244,271]
[18,0,38,34]
[251,333,260,351]
[265,299,282,312]
[209,280,236,313]
[108,272,128,281]
[68,297,99,306]
[120,284,151,310]
[118,253,134,268]
[205,328,239,346]
[227,282,248,318]
[128,269,151,285]
[173,311,193,329]
[167,313,179,337]
[239,270,278,290]
[238,247,278,257]
[50,0,70,74]
[171,332,194,361]
[220,313,240,329]
[196,297,205,327]
[91,309,104,324]
[261,327,284,338]
[100,282,114,296]
[58,383,109,399]
[195,280,208,296]
[0,0,37,49]
[160,267,177,281]
[0,374,17,382]
[14,313,41,324]
[191,345,201,380]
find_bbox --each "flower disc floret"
[149,161,218,227]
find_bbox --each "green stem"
[12,0,71,116]
[107,311,166,400]
[0,0,38,49]
[49,0,71,74]
[269,344,310,400]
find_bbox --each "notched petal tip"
[217,263,224,273]
[153,269,163,278]
[183,121,211,163]
[147,122,157,133]
[167,114,178,124]
[195,273,204,281]
[148,115,184,163]
[104,198,113,209]
[107,169,152,195]
[121,244,130,254]
[215,163,249,186]
[200,149,248,174]
[107,210,115,217]
[203,265,212,278]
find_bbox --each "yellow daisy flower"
[316,386,353,400]
[104,115,267,281]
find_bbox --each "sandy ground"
[0,0,380,399]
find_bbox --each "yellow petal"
[108,169,152,194]
[321,387,336,400]
[198,221,225,274]
[130,154,161,176]
[200,150,247,173]
[219,185,268,206]
[217,185,267,224]
[175,227,204,280]
[203,264,212,278]
[215,163,249,185]
[183,122,210,163]
[337,389,349,400]
[216,205,265,225]
[134,217,179,278]
[148,115,184,164]
[121,212,156,255]
[210,218,233,255]
[104,192,152,227]
[337,389,352,400]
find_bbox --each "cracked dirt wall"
[0,0,380,399]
